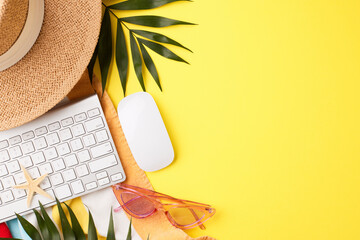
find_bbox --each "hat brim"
[0,0,102,131]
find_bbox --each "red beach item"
[0,223,12,238]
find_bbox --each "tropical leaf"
[130,34,146,91]
[126,218,133,240]
[33,210,50,240]
[88,211,98,240]
[106,209,115,240]
[56,199,76,240]
[64,203,86,240]
[98,8,113,95]
[133,30,192,52]
[116,20,129,95]
[121,15,195,27]
[139,42,162,90]
[88,42,99,84]
[109,0,190,10]
[16,213,42,240]
[138,38,189,64]
[39,202,61,240]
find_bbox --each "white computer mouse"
[117,92,174,172]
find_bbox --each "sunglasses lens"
[121,192,155,217]
[168,207,205,227]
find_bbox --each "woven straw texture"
[0,0,101,131]
[0,0,28,55]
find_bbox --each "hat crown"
[0,0,29,56]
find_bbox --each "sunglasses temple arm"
[188,208,206,230]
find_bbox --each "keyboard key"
[71,180,85,194]
[70,139,84,151]
[90,142,113,159]
[63,169,76,181]
[19,156,33,168]
[35,126,48,136]
[22,131,35,141]
[61,117,74,127]
[111,173,124,182]
[57,143,71,156]
[28,167,40,179]
[0,140,9,150]
[0,190,54,220]
[89,155,117,173]
[39,177,51,189]
[95,130,109,143]
[46,133,60,146]
[39,163,53,175]
[75,165,89,177]
[85,182,97,190]
[48,122,61,131]
[72,124,85,137]
[64,154,78,167]
[83,134,96,147]
[52,159,65,171]
[0,150,10,162]
[54,184,72,199]
[32,152,46,164]
[34,137,48,150]
[0,165,8,177]
[85,117,104,132]
[77,150,91,162]
[96,171,107,180]
[13,189,26,199]
[6,161,20,173]
[9,136,22,145]
[21,142,35,154]
[50,173,64,186]
[59,128,72,141]
[98,177,110,186]
[2,176,15,188]
[14,172,26,184]
[88,108,100,118]
[9,146,22,158]
[75,113,87,122]
[1,190,14,203]
[44,147,58,160]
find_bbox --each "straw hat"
[0,0,101,131]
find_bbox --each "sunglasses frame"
[112,183,215,230]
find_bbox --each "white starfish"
[12,165,54,207]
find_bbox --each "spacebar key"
[0,190,55,222]
[89,154,118,173]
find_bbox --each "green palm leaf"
[16,213,42,240]
[126,218,132,240]
[39,202,61,240]
[130,33,146,91]
[56,199,76,240]
[98,8,113,95]
[133,30,192,52]
[88,211,98,240]
[33,210,50,240]
[139,42,162,90]
[64,203,86,240]
[109,0,190,10]
[116,20,129,95]
[139,38,189,64]
[121,15,195,28]
[88,43,99,84]
[106,209,115,240]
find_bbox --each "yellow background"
[98,0,360,239]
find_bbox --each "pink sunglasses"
[112,183,215,230]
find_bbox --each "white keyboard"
[0,94,126,222]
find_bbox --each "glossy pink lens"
[121,192,155,217]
